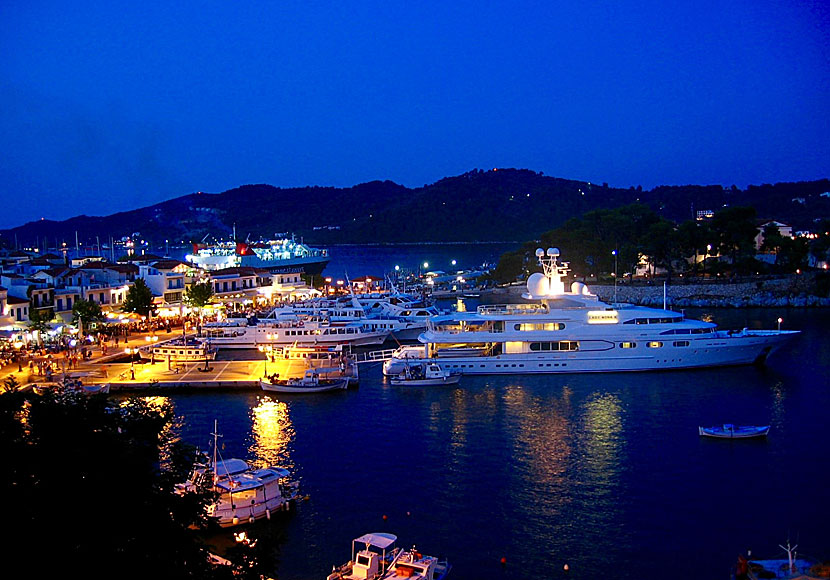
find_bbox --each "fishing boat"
[326,532,451,580]
[176,421,299,527]
[389,362,461,386]
[383,247,799,376]
[698,424,770,438]
[737,539,830,579]
[264,344,359,385]
[260,368,349,393]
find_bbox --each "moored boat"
[264,344,359,385]
[326,532,450,580]
[389,362,461,386]
[737,540,830,580]
[383,247,800,376]
[698,424,770,438]
[176,421,299,527]
[187,234,329,275]
[139,337,217,363]
[202,315,390,349]
[260,368,349,393]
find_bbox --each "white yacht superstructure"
[383,248,799,376]
[202,314,389,349]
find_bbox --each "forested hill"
[2,169,829,248]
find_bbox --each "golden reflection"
[248,397,295,471]
[128,395,170,409]
[580,393,624,483]
[505,386,572,489]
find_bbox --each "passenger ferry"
[383,248,799,376]
[201,315,389,349]
[186,234,329,275]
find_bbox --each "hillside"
[2,169,828,249]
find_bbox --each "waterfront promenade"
[0,330,269,392]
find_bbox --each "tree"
[123,278,155,317]
[184,281,214,334]
[27,306,52,346]
[710,206,758,271]
[675,220,712,276]
[0,389,264,579]
[72,298,104,334]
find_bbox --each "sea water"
[165,304,830,580]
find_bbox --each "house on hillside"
[755,220,793,251]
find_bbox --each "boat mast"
[779,540,798,573]
[211,419,221,483]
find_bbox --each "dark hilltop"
[2,169,829,248]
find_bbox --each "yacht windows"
[587,311,618,324]
[619,342,637,349]
[623,317,682,325]
[514,323,565,331]
[647,341,664,348]
[529,341,579,351]
[673,340,690,347]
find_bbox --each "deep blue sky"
[2,1,828,229]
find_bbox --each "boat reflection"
[248,397,296,473]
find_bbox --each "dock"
[2,329,401,393]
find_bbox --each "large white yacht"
[383,248,799,375]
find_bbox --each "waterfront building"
[140,260,188,312]
[208,266,261,312]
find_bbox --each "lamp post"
[777,317,783,331]
[258,345,267,377]
[612,249,618,304]
[705,244,711,279]
[125,347,135,380]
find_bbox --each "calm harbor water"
[161,304,829,580]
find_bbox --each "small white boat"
[389,363,461,386]
[176,421,299,528]
[327,532,451,580]
[698,424,770,438]
[260,368,349,393]
[265,344,359,386]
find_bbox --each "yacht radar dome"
[535,248,545,258]
[547,247,560,257]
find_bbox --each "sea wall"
[494,274,830,307]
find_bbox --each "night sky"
[2,1,828,229]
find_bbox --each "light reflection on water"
[248,397,295,472]
[156,307,830,580]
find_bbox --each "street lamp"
[705,244,712,278]
[125,347,136,379]
[258,345,268,377]
[612,249,618,304]
[777,317,783,331]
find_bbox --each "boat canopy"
[269,467,291,478]
[355,533,397,549]
[215,458,250,477]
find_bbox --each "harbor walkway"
[1,328,394,392]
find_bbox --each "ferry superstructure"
[186,235,329,275]
[383,248,799,376]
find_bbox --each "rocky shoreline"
[489,273,830,307]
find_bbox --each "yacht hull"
[383,332,797,375]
